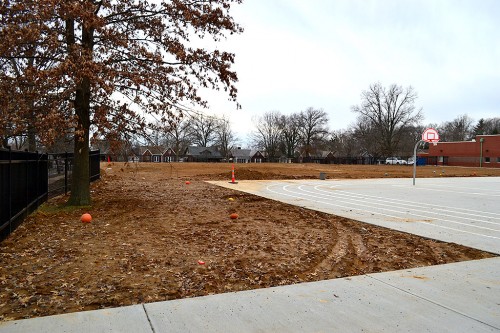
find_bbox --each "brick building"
[421,134,500,168]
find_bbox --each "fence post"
[46,152,49,202]
[64,152,68,195]
[8,147,12,234]
[26,150,29,216]
[35,151,39,203]
[45,153,48,201]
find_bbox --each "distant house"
[128,151,140,163]
[162,147,177,162]
[141,148,152,162]
[140,146,163,162]
[305,151,335,164]
[418,134,500,168]
[230,148,269,163]
[231,148,252,163]
[138,146,179,162]
[250,150,266,163]
[184,146,224,162]
[297,150,335,164]
[360,151,375,165]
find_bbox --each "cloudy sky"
[199,0,500,144]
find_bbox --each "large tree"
[351,82,423,156]
[0,0,242,205]
[329,129,358,158]
[438,114,474,142]
[165,116,193,158]
[298,107,329,157]
[214,116,237,160]
[279,113,301,159]
[472,117,500,136]
[190,113,219,147]
[350,116,380,157]
[251,111,283,162]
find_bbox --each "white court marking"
[210,177,500,254]
[267,184,500,234]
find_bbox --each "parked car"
[385,157,407,165]
[407,157,415,165]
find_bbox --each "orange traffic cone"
[229,164,238,184]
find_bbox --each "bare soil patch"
[0,163,497,321]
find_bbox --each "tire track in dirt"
[309,227,370,278]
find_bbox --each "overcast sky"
[198,0,500,144]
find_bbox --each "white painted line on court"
[323,184,500,218]
[295,184,500,233]
[265,183,500,240]
[312,185,500,225]
[404,180,500,194]
[391,184,500,197]
[265,183,413,221]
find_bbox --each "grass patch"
[36,202,91,215]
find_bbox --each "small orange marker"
[81,213,92,223]
[185,181,191,185]
[198,260,205,265]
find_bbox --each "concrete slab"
[367,257,500,330]
[209,177,500,254]
[145,258,500,332]
[1,259,498,332]
[0,304,152,333]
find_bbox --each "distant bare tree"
[280,113,302,159]
[438,114,474,142]
[351,115,379,156]
[329,129,358,157]
[484,118,500,135]
[190,114,218,147]
[166,117,193,157]
[215,116,237,160]
[147,121,169,148]
[298,107,329,157]
[7,135,28,150]
[251,111,283,162]
[351,83,423,156]
[45,133,74,154]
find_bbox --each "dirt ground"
[1,163,498,321]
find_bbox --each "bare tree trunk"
[28,122,36,151]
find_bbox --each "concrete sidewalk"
[1,257,499,332]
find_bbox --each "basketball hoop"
[422,128,440,144]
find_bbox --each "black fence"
[0,148,100,241]
[47,150,101,197]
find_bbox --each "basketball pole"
[412,140,425,186]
